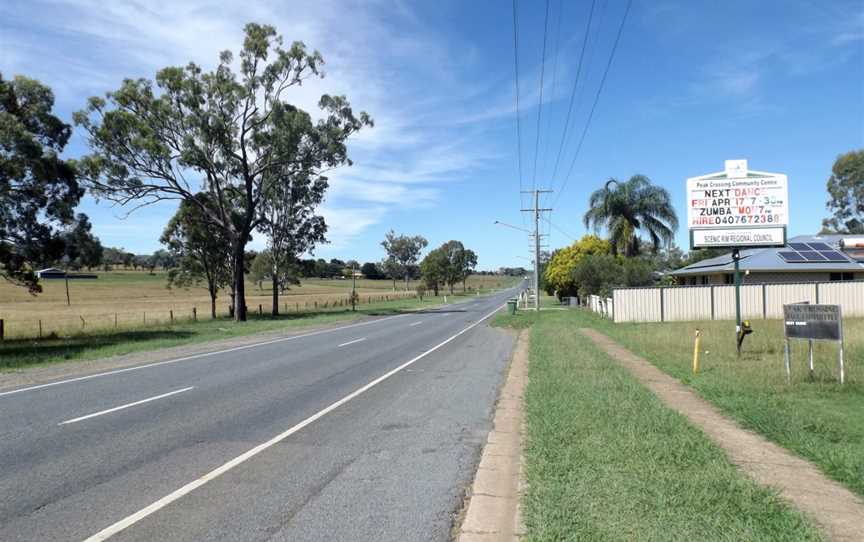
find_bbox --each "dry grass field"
[0,271,516,339]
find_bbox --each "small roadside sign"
[782,303,845,384]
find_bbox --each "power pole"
[521,189,552,311]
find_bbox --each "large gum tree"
[74,23,371,321]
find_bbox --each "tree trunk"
[392,277,396,291]
[210,292,217,319]
[433,284,439,296]
[449,283,454,295]
[232,245,247,322]
[271,273,279,316]
[404,274,409,291]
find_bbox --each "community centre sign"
[687,160,788,248]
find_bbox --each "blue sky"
[2,0,862,269]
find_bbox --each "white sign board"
[692,227,785,248]
[687,160,788,248]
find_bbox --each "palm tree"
[583,175,678,257]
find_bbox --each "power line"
[553,0,632,208]
[543,215,577,241]
[530,0,551,193]
[548,0,597,186]
[512,0,526,218]
[538,0,563,183]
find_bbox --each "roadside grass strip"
[521,311,823,541]
[569,311,864,499]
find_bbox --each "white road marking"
[0,313,413,399]
[81,303,505,542]
[409,321,423,327]
[337,337,366,348]
[60,387,195,425]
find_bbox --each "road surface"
[0,287,520,541]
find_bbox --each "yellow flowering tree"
[544,235,611,298]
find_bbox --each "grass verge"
[0,294,478,371]
[498,310,823,541]
[566,311,864,499]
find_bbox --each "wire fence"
[0,291,421,341]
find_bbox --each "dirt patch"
[581,328,864,542]
[456,329,527,541]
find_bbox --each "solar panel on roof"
[778,251,806,262]
[818,250,850,262]
[806,242,832,250]
[788,242,810,251]
[799,251,827,261]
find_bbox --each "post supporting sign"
[686,160,789,352]
[782,303,845,384]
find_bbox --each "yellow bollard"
[692,329,702,375]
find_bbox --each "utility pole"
[521,189,552,311]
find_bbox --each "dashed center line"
[59,387,195,425]
[337,338,367,348]
[409,321,424,327]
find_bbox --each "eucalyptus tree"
[258,167,327,315]
[583,175,678,257]
[1,73,83,293]
[74,23,371,321]
[381,230,428,291]
[161,195,233,319]
[459,248,478,291]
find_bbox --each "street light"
[493,220,531,234]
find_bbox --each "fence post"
[170,309,174,323]
[0,319,3,340]
[659,287,665,322]
[39,319,43,338]
[193,307,197,322]
[710,286,715,320]
[815,282,820,304]
[80,315,86,329]
[115,313,118,328]
[762,284,767,320]
[144,312,146,324]
[296,303,299,312]
[258,304,263,316]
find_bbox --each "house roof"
[671,234,864,276]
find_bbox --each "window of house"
[829,272,854,281]
[724,273,734,284]
[701,276,709,285]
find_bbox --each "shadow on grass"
[0,329,196,370]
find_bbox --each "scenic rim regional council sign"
[687,160,788,248]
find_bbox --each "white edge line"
[59,387,195,425]
[336,337,366,348]
[409,321,423,327]
[81,303,505,542]
[0,313,411,399]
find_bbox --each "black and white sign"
[783,304,842,341]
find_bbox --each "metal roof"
[671,234,864,276]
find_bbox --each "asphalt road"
[0,286,521,541]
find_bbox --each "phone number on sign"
[691,214,780,226]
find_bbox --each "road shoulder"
[456,329,527,541]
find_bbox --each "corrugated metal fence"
[612,280,864,323]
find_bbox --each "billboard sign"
[687,160,788,248]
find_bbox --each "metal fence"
[611,280,864,323]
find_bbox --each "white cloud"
[1,0,501,249]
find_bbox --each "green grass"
[566,311,864,499]
[503,310,823,541]
[0,294,463,371]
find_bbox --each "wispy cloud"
[0,0,502,249]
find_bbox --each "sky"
[2,0,862,270]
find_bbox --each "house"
[671,234,864,285]
[35,268,99,280]
[36,268,67,279]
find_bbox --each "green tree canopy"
[822,149,864,234]
[543,235,611,298]
[1,73,83,293]
[74,23,371,321]
[381,230,428,290]
[161,195,233,318]
[583,175,678,257]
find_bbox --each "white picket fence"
[611,280,864,323]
